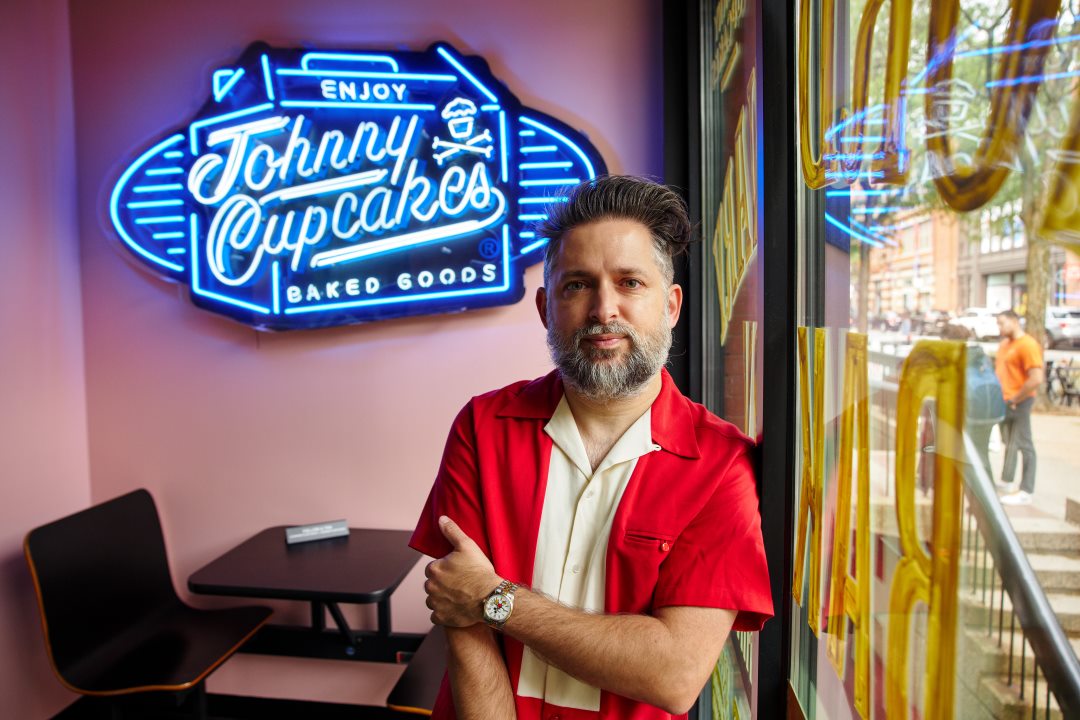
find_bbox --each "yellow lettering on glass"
[825,332,871,718]
[925,0,1062,211]
[799,0,1067,214]
[738,74,758,273]
[885,340,966,720]
[841,0,890,181]
[711,71,759,345]
[711,645,733,720]
[791,327,825,634]
[1040,87,1080,256]
[710,0,747,91]
[743,320,758,435]
[720,161,737,332]
[797,0,836,188]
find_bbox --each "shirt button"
[584,490,595,500]
[551,715,561,720]
[572,564,581,574]
[661,541,671,552]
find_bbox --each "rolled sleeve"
[653,450,773,631]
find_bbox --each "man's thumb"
[439,516,467,548]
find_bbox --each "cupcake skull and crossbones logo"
[431,98,494,166]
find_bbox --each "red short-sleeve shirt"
[411,369,773,720]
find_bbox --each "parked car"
[953,308,1001,341]
[1045,306,1080,349]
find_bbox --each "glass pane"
[790,1,1080,718]
[698,0,766,716]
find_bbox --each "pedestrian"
[412,175,773,719]
[943,323,1006,485]
[995,309,1045,505]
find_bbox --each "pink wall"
[66,0,662,706]
[0,0,90,716]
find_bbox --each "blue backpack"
[966,345,1006,424]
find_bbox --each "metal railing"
[962,429,1080,719]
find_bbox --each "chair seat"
[26,489,273,714]
[60,603,272,695]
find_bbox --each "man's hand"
[424,516,502,627]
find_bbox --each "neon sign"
[109,43,606,329]
[817,28,1080,253]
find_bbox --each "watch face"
[485,594,512,623]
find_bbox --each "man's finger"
[439,515,476,551]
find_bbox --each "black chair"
[25,489,272,718]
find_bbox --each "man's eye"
[565,281,586,292]
[623,278,642,288]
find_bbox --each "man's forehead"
[554,263,655,278]
[549,220,663,272]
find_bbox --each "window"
[789,1,1079,718]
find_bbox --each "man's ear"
[536,286,549,329]
[667,283,684,328]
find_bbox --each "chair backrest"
[25,489,180,680]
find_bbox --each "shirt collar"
[543,397,592,476]
[496,370,565,419]
[496,368,701,459]
[649,369,701,459]
[544,397,655,476]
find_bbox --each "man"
[410,176,772,719]
[995,309,1044,505]
[942,323,1006,486]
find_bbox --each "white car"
[1046,306,1080,349]
[953,308,1001,340]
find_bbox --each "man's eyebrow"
[556,269,595,280]
[557,266,651,279]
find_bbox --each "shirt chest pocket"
[609,529,676,613]
[623,529,675,554]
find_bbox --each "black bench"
[24,489,272,718]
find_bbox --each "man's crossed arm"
[424,516,736,717]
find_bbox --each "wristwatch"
[482,579,517,629]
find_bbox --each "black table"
[189,527,423,662]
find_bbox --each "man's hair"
[997,309,1020,321]
[537,175,693,286]
[942,323,972,340]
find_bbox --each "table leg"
[378,597,392,636]
[311,601,326,631]
[326,602,358,648]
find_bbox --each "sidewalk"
[991,411,1080,522]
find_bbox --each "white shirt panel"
[516,397,657,711]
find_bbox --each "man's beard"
[547,313,672,401]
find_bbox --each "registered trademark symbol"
[478,238,500,259]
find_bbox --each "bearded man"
[411,175,772,720]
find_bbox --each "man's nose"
[588,283,619,324]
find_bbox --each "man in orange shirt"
[995,309,1045,505]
